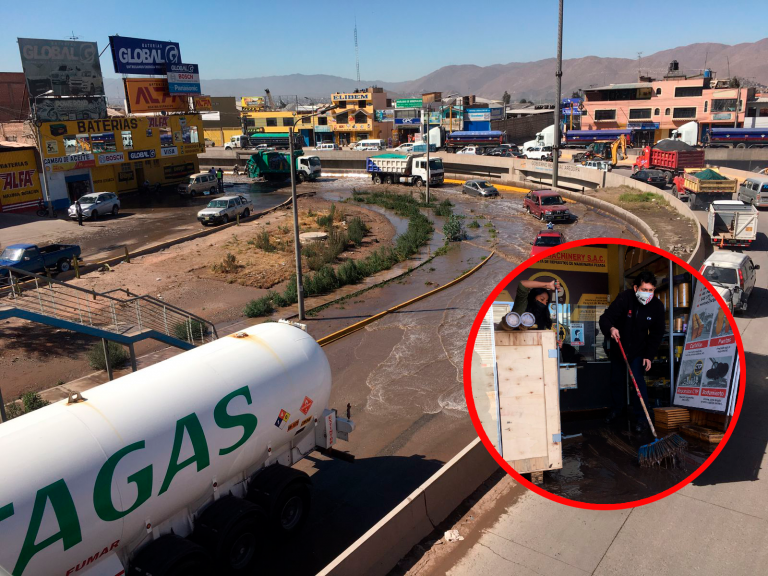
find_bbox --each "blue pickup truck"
[0,243,82,276]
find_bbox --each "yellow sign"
[194,95,212,111]
[241,96,264,108]
[125,78,189,113]
[333,123,373,131]
[529,247,608,273]
[0,149,43,211]
[40,115,204,167]
[333,92,371,101]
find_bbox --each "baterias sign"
[109,36,182,75]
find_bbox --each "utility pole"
[288,123,305,320]
[424,103,431,204]
[552,0,564,188]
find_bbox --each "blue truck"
[707,127,768,148]
[0,243,82,276]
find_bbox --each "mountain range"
[187,38,768,103]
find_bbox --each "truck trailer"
[444,131,504,154]
[707,200,758,247]
[0,322,353,576]
[633,145,706,184]
[672,168,738,209]
[707,127,768,148]
[246,150,321,182]
[366,153,444,187]
[564,129,632,147]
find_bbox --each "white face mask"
[636,290,654,306]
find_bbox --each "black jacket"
[599,288,666,361]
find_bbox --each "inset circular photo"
[464,239,746,509]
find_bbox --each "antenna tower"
[354,18,360,86]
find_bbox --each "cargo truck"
[366,153,444,187]
[672,168,738,209]
[246,150,321,182]
[707,200,758,248]
[523,125,556,153]
[707,127,768,148]
[444,131,504,154]
[0,322,354,576]
[632,145,706,185]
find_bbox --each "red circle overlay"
[463,237,746,510]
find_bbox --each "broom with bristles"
[616,338,688,467]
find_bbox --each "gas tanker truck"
[0,322,354,576]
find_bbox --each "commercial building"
[240,106,331,147]
[330,87,392,146]
[0,72,30,122]
[39,114,203,208]
[202,96,242,146]
[0,143,43,213]
[581,64,754,145]
[744,96,768,128]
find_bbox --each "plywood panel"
[497,345,548,462]
[540,330,563,469]
[471,350,498,452]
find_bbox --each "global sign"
[110,36,182,75]
[166,63,201,95]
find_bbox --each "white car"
[582,160,612,172]
[394,143,415,153]
[700,252,759,313]
[68,192,120,220]
[197,195,253,226]
[525,147,552,160]
[457,146,482,155]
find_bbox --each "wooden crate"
[495,330,562,476]
[653,407,690,432]
[690,410,728,432]
[679,423,725,444]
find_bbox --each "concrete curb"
[317,438,499,576]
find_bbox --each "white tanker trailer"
[0,323,354,576]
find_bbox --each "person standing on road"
[599,270,665,433]
[75,200,83,226]
[216,167,223,192]
[209,167,215,176]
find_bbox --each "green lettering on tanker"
[158,414,210,495]
[0,502,13,522]
[14,479,82,576]
[214,387,258,456]
[94,441,153,521]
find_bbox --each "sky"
[1,0,766,82]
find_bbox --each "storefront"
[40,114,203,207]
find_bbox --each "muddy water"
[542,419,713,504]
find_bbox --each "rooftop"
[585,82,653,92]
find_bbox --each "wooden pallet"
[679,423,725,444]
[690,410,728,432]
[653,407,690,432]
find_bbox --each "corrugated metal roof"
[586,82,653,91]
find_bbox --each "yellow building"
[330,87,392,146]
[241,109,329,147]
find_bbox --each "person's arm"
[520,279,557,290]
[511,283,530,315]
[599,291,627,342]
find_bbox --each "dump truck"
[672,168,738,209]
[707,200,758,248]
[246,150,321,182]
[366,153,444,187]
[444,131,505,154]
[632,144,706,185]
[0,322,354,576]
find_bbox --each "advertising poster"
[18,38,105,98]
[570,323,585,346]
[673,281,738,412]
[241,96,264,108]
[529,246,608,273]
[110,36,181,75]
[194,96,213,111]
[375,109,394,122]
[0,149,42,212]
[35,97,107,122]
[167,63,201,95]
[125,79,189,113]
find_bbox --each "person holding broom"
[599,270,666,433]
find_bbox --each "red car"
[524,190,571,222]
[530,230,567,257]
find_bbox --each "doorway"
[64,174,92,202]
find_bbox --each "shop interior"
[473,244,740,504]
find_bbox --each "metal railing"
[1,266,217,346]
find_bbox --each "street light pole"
[288,104,338,320]
[552,0,564,188]
[33,90,55,217]
[424,104,431,204]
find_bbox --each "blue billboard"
[110,36,182,75]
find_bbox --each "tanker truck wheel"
[129,534,211,576]
[273,482,311,535]
[247,465,312,537]
[192,496,266,574]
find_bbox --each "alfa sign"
[193,96,212,111]
[110,36,182,75]
[167,64,201,95]
[0,149,43,212]
[125,79,188,113]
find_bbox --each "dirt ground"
[587,185,699,258]
[0,197,394,400]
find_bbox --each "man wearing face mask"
[599,271,666,433]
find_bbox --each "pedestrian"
[209,166,215,176]
[216,167,224,192]
[388,137,392,148]
[599,270,665,433]
[233,164,240,176]
[75,200,83,226]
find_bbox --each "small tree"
[443,214,467,242]
[519,98,528,104]
[502,91,511,105]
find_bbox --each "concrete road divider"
[317,438,499,576]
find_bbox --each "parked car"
[315,142,341,150]
[699,252,759,313]
[582,160,612,172]
[178,172,220,197]
[204,138,216,148]
[462,180,499,197]
[530,230,567,257]
[487,147,518,157]
[524,190,571,222]
[197,195,252,226]
[457,146,483,155]
[394,143,415,153]
[524,146,551,160]
[68,192,120,220]
[0,243,81,275]
[630,169,667,188]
